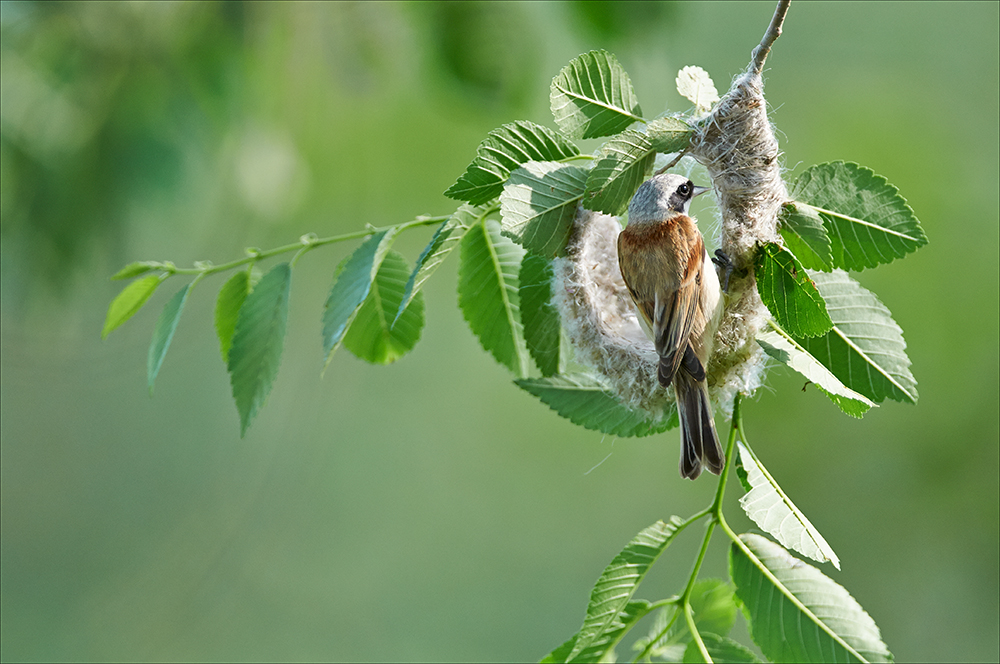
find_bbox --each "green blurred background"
[1,2,997,661]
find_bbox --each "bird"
[617,173,725,480]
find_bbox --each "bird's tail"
[674,372,724,480]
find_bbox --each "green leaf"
[499,161,588,257]
[755,243,832,338]
[102,274,164,338]
[396,205,481,325]
[582,117,693,216]
[756,321,875,418]
[147,283,192,395]
[515,373,676,437]
[798,270,917,404]
[227,263,292,437]
[111,261,160,280]
[682,634,763,664]
[458,217,528,375]
[445,121,580,205]
[550,50,643,139]
[789,161,927,271]
[564,518,686,662]
[635,580,737,660]
[736,442,841,569]
[675,65,720,114]
[543,600,652,664]
[322,230,398,368]
[343,250,425,364]
[645,116,695,153]
[215,270,252,364]
[519,254,561,376]
[730,534,893,663]
[778,202,834,271]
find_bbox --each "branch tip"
[751,0,790,74]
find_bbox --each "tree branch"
[751,0,791,74]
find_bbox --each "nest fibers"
[553,69,783,421]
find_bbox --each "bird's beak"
[692,185,712,198]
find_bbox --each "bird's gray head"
[627,173,710,225]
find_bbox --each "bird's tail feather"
[675,373,724,480]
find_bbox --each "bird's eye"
[678,183,690,196]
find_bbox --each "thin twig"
[751,0,791,74]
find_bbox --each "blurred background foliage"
[1,1,997,661]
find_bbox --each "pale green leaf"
[322,229,398,368]
[778,202,834,271]
[798,270,917,404]
[147,283,191,395]
[500,161,588,257]
[458,217,528,375]
[730,534,893,663]
[564,518,686,662]
[675,65,720,113]
[789,161,927,271]
[757,321,875,418]
[395,205,481,325]
[215,270,251,364]
[550,50,643,139]
[515,373,676,437]
[227,263,291,437]
[445,121,580,205]
[519,254,561,376]
[754,243,832,338]
[344,250,424,364]
[736,442,841,569]
[682,634,763,664]
[102,274,164,338]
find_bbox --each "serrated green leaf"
[676,65,720,114]
[583,118,694,216]
[227,263,291,437]
[635,580,737,661]
[458,217,528,375]
[519,254,561,376]
[322,230,398,368]
[550,50,643,139]
[343,250,424,364]
[645,116,695,153]
[445,121,580,205]
[563,518,686,662]
[682,633,763,664]
[544,600,652,664]
[111,261,160,280]
[757,321,875,417]
[215,270,252,364]
[798,270,917,404]
[515,373,676,437]
[395,205,481,325]
[584,130,655,216]
[102,274,164,338]
[730,534,893,663]
[778,202,834,271]
[755,243,832,338]
[147,283,192,395]
[500,161,588,257]
[789,161,927,271]
[736,442,841,569]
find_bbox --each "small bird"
[617,173,725,480]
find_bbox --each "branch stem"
[751,0,790,74]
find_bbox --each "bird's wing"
[654,234,705,385]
